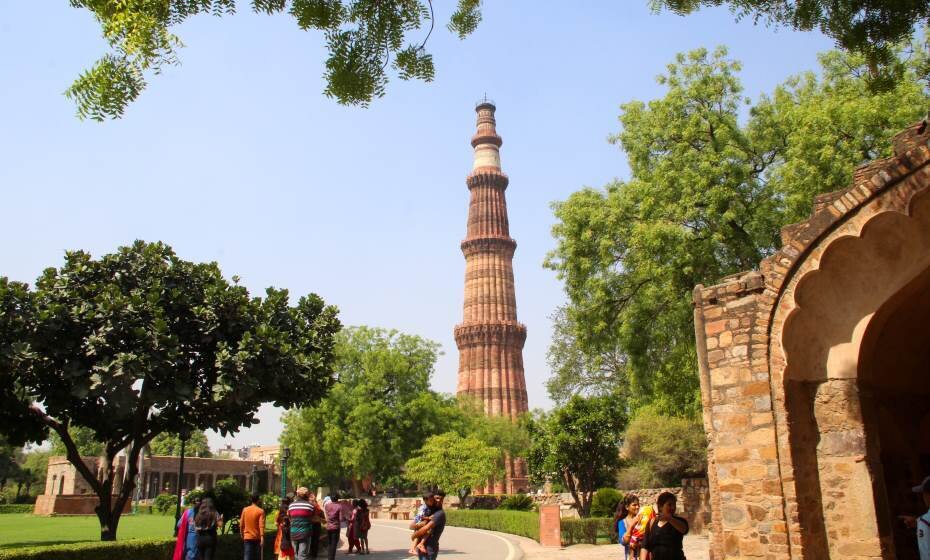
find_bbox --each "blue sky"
[0,2,833,449]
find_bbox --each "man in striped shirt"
[289,487,321,560]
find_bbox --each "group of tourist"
[276,487,373,560]
[172,487,376,560]
[613,491,689,560]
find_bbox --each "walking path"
[362,520,517,559]
[361,520,708,560]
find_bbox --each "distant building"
[36,453,279,515]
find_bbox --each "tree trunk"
[351,476,362,497]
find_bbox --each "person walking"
[357,499,371,555]
[194,498,220,560]
[308,493,323,557]
[289,487,318,560]
[346,499,361,554]
[174,495,201,560]
[274,497,295,560]
[411,491,446,560]
[613,494,642,559]
[643,492,688,560]
[241,494,266,560]
[323,496,343,560]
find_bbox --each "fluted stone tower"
[454,100,529,494]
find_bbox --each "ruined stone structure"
[694,121,930,559]
[454,100,529,493]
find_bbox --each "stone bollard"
[539,504,561,547]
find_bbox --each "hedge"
[560,516,617,545]
[0,504,34,514]
[446,509,539,541]
[0,534,278,560]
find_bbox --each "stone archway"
[777,195,930,559]
[693,122,930,560]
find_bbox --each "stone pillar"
[539,504,561,547]
[812,379,885,558]
[694,273,789,559]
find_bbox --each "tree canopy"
[526,395,626,517]
[64,0,481,120]
[404,431,500,500]
[0,240,340,539]
[280,326,462,494]
[651,1,930,89]
[49,426,104,457]
[544,42,929,415]
[148,430,213,458]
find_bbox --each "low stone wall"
[34,494,132,516]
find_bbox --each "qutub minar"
[454,99,529,494]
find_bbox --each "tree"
[49,426,104,457]
[546,306,628,405]
[148,431,213,458]
[64,0,482,120]
[0,437,21,491]
[651,1,930,89]
[281,326,462,494]
[618,405,707,488]
[18,450,50,499]
[544,43,928,416]
[526,396,626,517]
[0,241,340,540]
[404,432,500,501]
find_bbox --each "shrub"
[152,493,177,514]
[0,534,278,560]
[590,487,622,518]
[0,504,33,514]
[621,405,707,486]
[561,517,616,545]
[498,494,534,511]
[260,493,280,514]
[446,509,539,541]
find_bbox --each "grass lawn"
[0,514,278,551]
[0,514,177,550]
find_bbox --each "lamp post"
[173,426,191,536]
[280,447,290,499]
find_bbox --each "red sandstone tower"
[454,100,529,494]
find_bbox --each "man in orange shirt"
[241,494,266,560]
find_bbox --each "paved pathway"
[513,533,709,560]
[358,520,517,559]
[357,520,708,560]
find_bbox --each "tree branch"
[30,405,104,496]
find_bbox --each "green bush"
[498,494,534,511]
[561,517,616,545]
[152,493,177,514]
[260,493,280,514]
[0,504,34,514]
[446,509,539,541]
[621,405,707,486]
[590,487,622,518]
[0,534,278,560]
